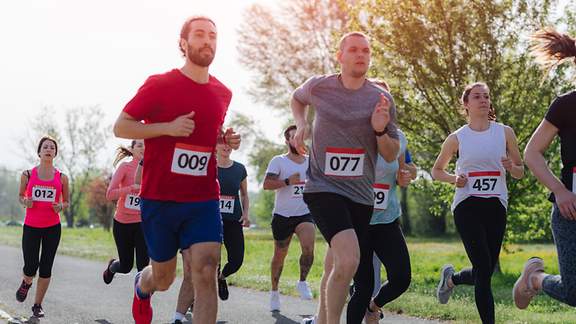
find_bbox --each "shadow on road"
[272,310,308,324]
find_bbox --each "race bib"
[324,147,365,177]
[31,186,56,202]
[171,144,212,176]
[373,183,390,210]
[124,194,141,211]
[219,195,235,214]
[572,167,575,194]
[292,182,305,198]
[468,171,502,196]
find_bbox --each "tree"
[356,0,568,240]
[19,106,110,227]
[85,172,115,231]
[237,0,348,111]
[238,0,572,240]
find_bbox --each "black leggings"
[221,219,245,278]
[111,219,149,273]
[22,224,61,278]
[370,220,411,307]
[452,197,506,324]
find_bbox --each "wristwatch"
[374,128,387,137]
[284,178,290,186]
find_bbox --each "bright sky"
[0,0,285,172]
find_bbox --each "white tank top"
[452,121,508,211]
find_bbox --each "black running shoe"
[218,277,229,301]
[32,304,44,318]
[16,280,32,302]
[103,258,116,284]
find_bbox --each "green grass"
[1,226,574,323]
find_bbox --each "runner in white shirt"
[263,125,315,311]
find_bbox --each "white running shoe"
[270,290,281,311]
[296,281,313,300]
[301,316,316,324]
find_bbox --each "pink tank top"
[25,167,62,228]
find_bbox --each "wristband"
[284,178,290,186]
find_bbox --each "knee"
[334,254,359,279]
[272,249,288,263]
[393,272,411,294]
[154,271,176,291]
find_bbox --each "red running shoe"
[132,272,152,324]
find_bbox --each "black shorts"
[303,192,372,245]
[271,213,314,241]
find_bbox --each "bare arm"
[377,135,400,163]
[113,111,196,139]
[135,162,142,186]
[239,178,250,227]
[263,173,287,191]
[291,97,310,155]
[503,126,524,179]
[431,134,460,184]
[525,119,576,219]
[18,171,31,208]
[60,174,70,210]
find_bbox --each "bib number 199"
[373,183,390,210]
[171,144,212,176]
[125,194,141,210]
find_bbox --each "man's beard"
[188,45,215,67]
[289,144,300,155]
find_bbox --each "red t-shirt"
[123,69,232,202]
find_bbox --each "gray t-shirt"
[293,74,399,205]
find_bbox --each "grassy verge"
[0,226,574,323]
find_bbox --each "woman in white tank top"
[430,82,524,324]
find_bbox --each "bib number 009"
[171,144,212,176]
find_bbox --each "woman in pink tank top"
[102,139,149,284]
[16,136,70,318]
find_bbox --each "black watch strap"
[374,128,387,137]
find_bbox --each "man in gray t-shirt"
[292,32,399,324]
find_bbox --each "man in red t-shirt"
[113,16,240,324]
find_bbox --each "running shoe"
[31,304,44,318]
[436,264,455,304]
[218,277,229,301]
[16,280,32,302]
[103,258,116,284]
[513,257,544,309]
[296,281,313,300]
[132,272,153,324]
[301,316,316,324]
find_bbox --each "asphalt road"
[0,245,441,324]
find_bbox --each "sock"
[136,282,150,299]
[173,312,185,321]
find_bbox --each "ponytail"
[530,27,576,74]
[113,140,136,167]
